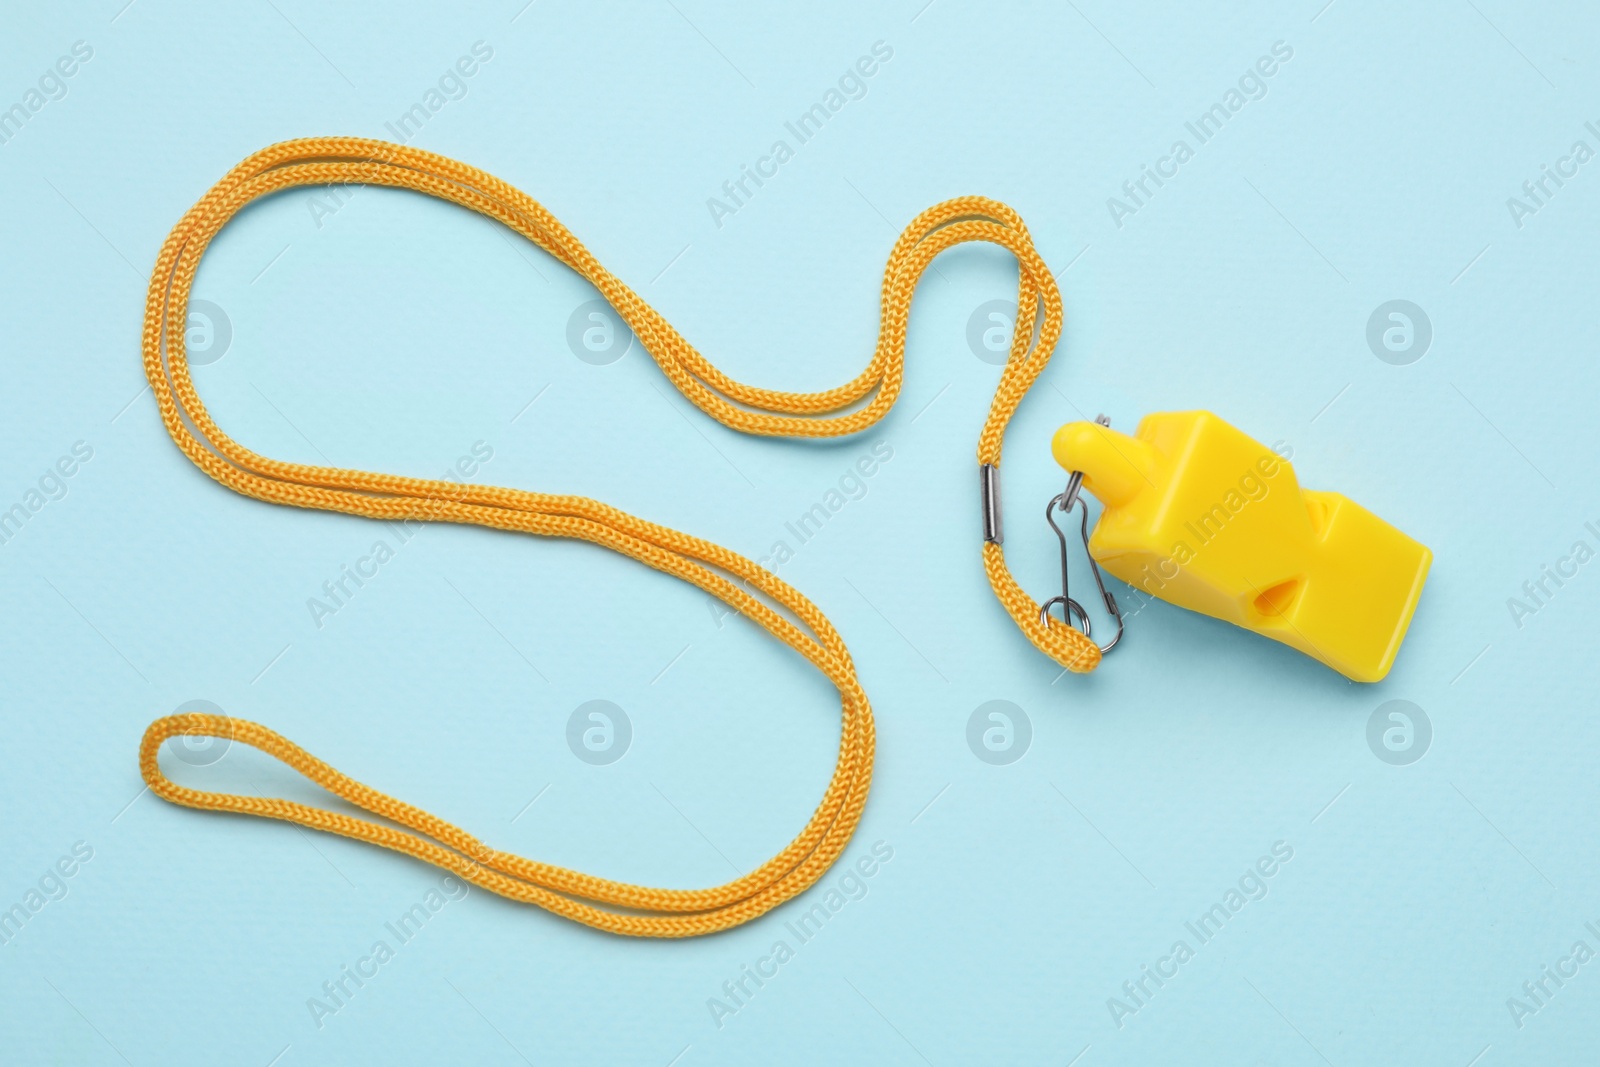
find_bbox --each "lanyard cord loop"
[139,137,1099,938]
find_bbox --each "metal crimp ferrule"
[980,463,1002,545]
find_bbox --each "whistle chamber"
[1051,410,1431,683]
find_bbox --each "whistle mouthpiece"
[1052,411,1430,683]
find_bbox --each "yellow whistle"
[1051,411,1430,682]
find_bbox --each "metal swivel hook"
[1039,415,1124,654]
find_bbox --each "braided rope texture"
[138,137,1099,938]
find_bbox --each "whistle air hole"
[1253,578,1303,618]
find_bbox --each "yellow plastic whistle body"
[1051,411,1430,682]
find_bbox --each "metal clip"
[1040,415,1124,654]
[980,463,1002,545]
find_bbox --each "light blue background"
[3,1,1597,1064]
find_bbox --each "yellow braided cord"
[139,137,1099,938]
